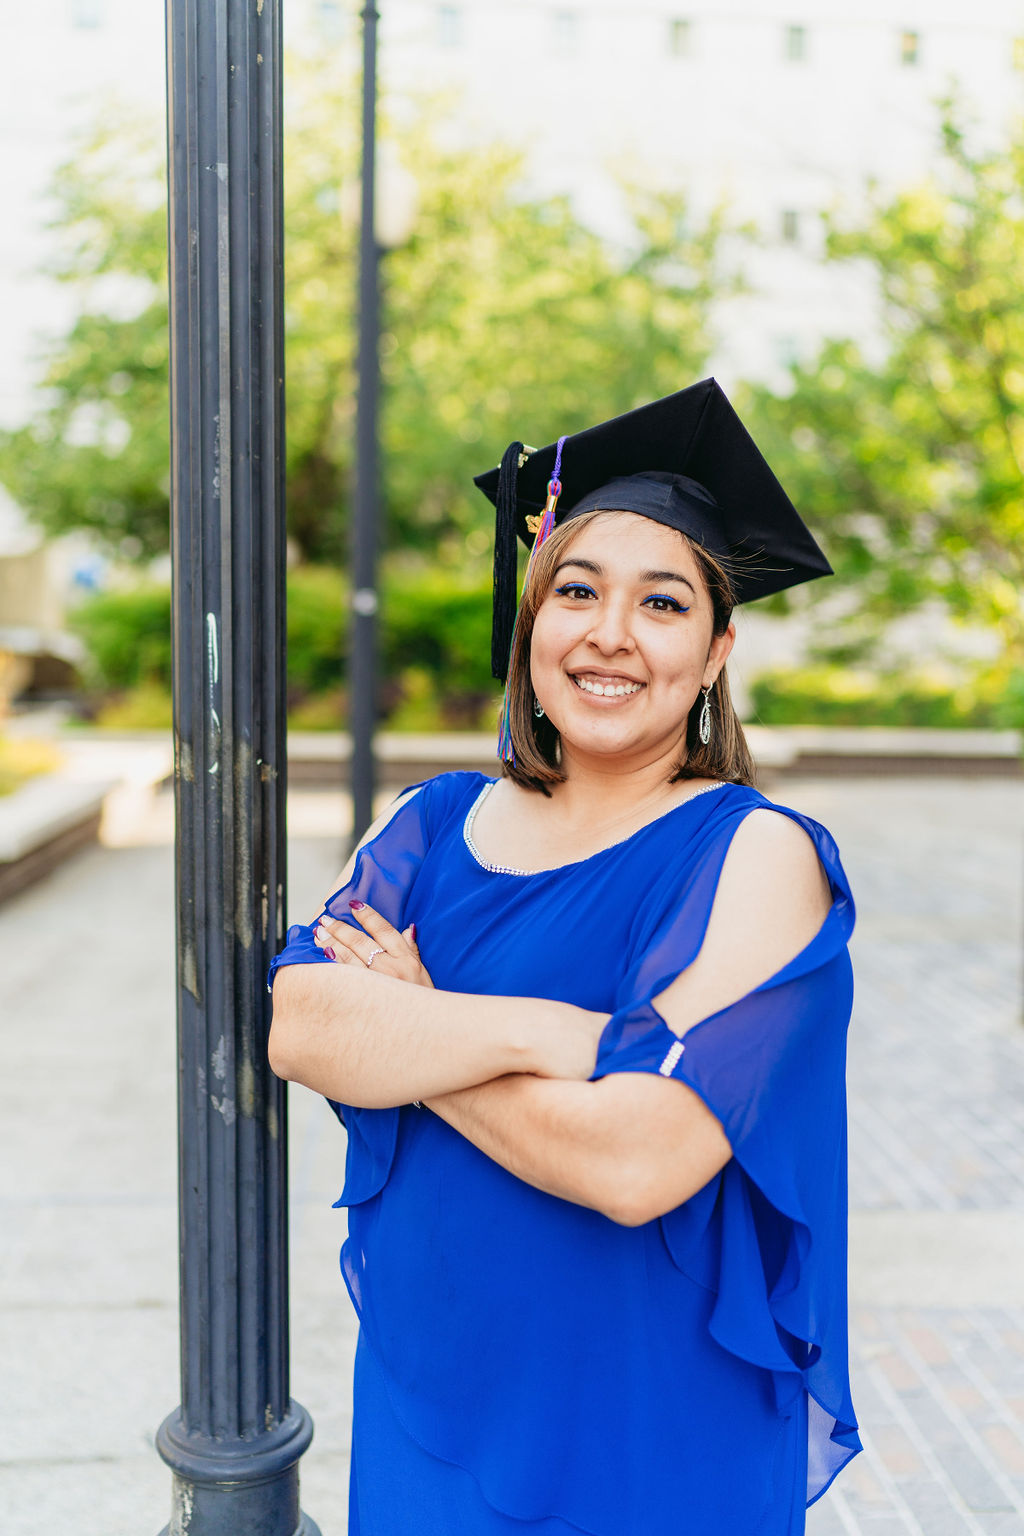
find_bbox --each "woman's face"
[529,512,735,770]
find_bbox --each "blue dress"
[270,772,861,1534]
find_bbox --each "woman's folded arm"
[269,963,606,1107]
[424,1071,730,1225]
[426,809,834,1225]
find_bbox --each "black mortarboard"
[475,377,832,683]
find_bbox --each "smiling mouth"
[570,673,645,698]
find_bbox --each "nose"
[584,597,636,656]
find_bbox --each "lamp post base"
[156,1404,321,1536]
[158,1505,320,1529]
[160,1508,321,1536]
[160,1511,321,1536]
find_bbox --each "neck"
[549,737,694,824]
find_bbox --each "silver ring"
[365,946,386,969]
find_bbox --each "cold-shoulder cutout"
[652,805,834,1040]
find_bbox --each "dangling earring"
[698,684,712,747]
[533,696,545,719]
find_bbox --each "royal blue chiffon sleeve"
[589,806,860,1504]
[266,778,433,1204]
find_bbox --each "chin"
[562,723,649,755]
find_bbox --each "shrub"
[71,585,173,692]
[69,563,503,728]
[286,565,347,698]
[380,565,499,726]
[93,682,174,730]
[749,665,1024,729]
[69,570,347,702]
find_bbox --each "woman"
[268,380,860,1535]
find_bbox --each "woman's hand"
[314,901,435,988]
[313,900,604,1079]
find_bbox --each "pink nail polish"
[323,946,336,961]
[349,900,366,911]
[410,922,417,942]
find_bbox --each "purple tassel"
[497,692,516,764]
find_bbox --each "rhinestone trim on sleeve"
[658,1039,686,1076]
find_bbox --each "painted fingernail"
[349,900,366,911]
[323,946,336,961]
[410,922,417,942]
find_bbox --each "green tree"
[745,108,1024,663]
[0,66,734,569]
[0,112,170,558]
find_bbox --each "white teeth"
[572,675,642,697]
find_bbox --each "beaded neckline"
[462,778,728,878]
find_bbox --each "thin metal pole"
[350,0,381,849]
[160,1,319,1532]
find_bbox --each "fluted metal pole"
[160,2,319,1532]
[350,0,380,848]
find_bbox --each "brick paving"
[789,778,1024,1535]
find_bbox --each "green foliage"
[70,584,173,692]
[92,682,174,731]
[381,563,494,697]
[380,563,503,729]
[285,561,500,720]
[286,565,347,698]
[750,663,1024,729]
[70,563,502,728]
[744,104,1024,661]
[0,62,732,569]
[0,114,170,559]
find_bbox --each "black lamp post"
[350,0,381,848]
[160,1,319,1532]
[350,3,417,849]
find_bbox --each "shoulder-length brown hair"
[501,510,756,796]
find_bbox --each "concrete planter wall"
[0,776,112,904]
[285,725,1024,789]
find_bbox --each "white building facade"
[365,0,1024,384]
[2,0,1023,424]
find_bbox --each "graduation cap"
[474,377,832,685]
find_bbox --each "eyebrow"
[553,557,697,596]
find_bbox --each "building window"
[781,209,800,243]
[316,1,344,37]
[437,5,462,48]
[668,18,691,56]
[70,0,103,26]
[552,10,580,51]
[784,24,807,62]
[899,30,920,65]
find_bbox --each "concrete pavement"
[2,774,1024,1534]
